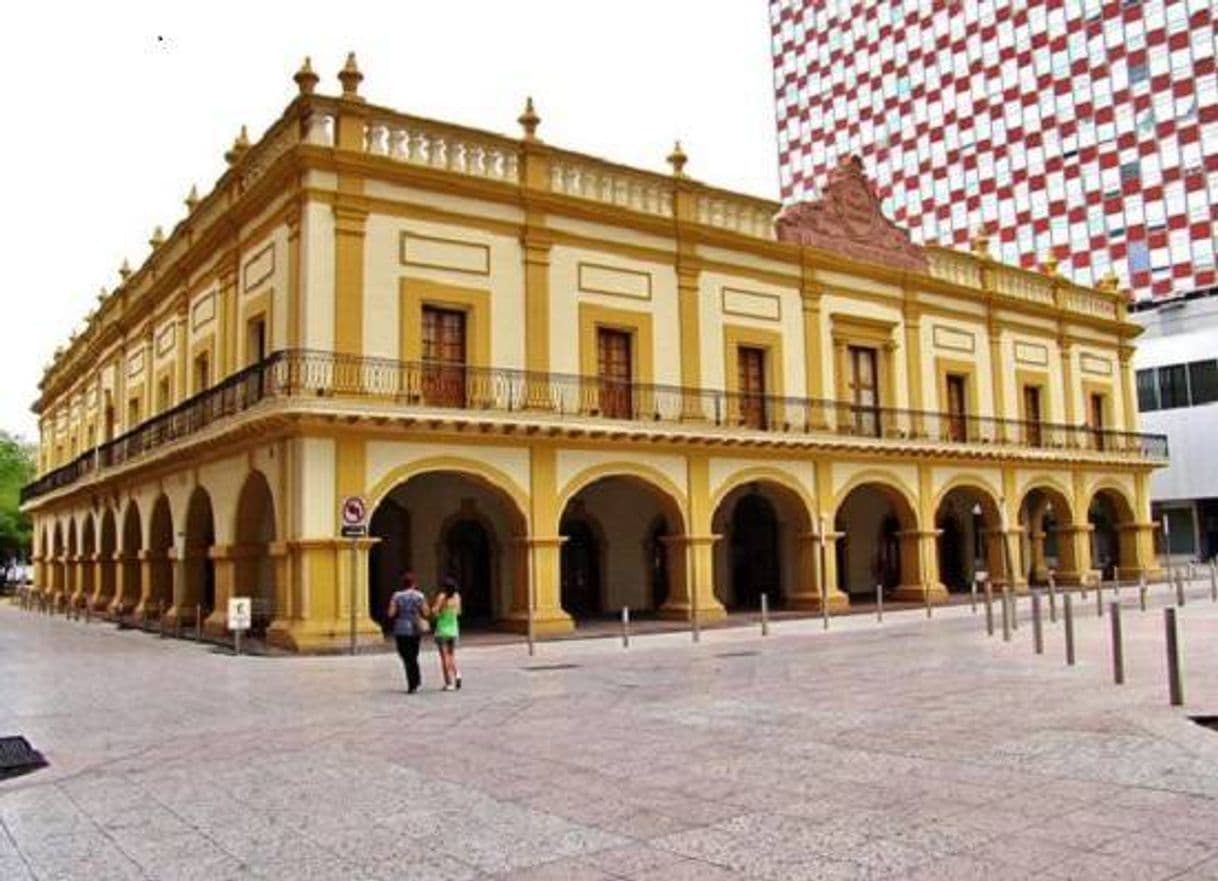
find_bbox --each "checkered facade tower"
[771,0,1217,301]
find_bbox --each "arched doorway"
[148,495,174,614]
[234,472,277,635]
[119,503,142,613]
[1089,489,1135,581]
[65,517,77,601]
[559,515,602,618]
[834,481,919,598]
[935,486,1001,592]
[710,480,813,610]
[79,515,96,604]
[51,522,64,594]
[184,487,216,619]
[368,470,525,630]
[558,474,686,621]
[442,516,493,623]
[1019,486,1075,585]
[97,509,116,610]
[646,516,671,610]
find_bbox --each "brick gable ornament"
[775,155,928,272]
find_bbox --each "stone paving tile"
[3,591,1218,881]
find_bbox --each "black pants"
[395,634,421,691]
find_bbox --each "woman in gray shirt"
[387,572,429,693]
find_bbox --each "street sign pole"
[338,496,369,657]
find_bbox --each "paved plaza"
[2,581,1218,881]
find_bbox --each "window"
[193,353,211,395]
[156,377,171,414]
[245,317,267,366]
[1155,505,1197,556]
[421,306,467,408]
[1089,393,1106,451]
[1023,385,1043,446]
[103,395,115,443]
[1136,369,1158,412]
[946,374,968,442]
[127,398,141,429]
[596,328,632,419]
[1189,360,1218,406]
[849,346,880,437]
[1158,364,1189,409]
[737,346,767,430]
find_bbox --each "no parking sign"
[340,496,368,538]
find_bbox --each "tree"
[0,432,35,563]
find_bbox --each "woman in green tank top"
[433,576,462,691]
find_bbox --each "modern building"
[22,57,1165,651]
[770,0,1218,301]
[1131,290,1218,562]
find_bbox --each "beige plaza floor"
[1,578,1217,881]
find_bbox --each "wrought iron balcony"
[23,349,1169,504]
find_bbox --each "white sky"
[0,1,779,443]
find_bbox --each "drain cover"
[714,651,759,658]
[0,736,47,780]
[522,663,580,672]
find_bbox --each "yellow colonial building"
[23,56,1167,651]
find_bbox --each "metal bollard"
[1001,586,1012,642]
[970,577,977,614]
[1080,577,1088,600]
[195,604,203,642]
[85,601,91,624]
[1096,579,1104,618]
[1139,575,1148,612]
[1110,603,1124,685]
[984,581,994,636]
[1211,559,1217,603]
[1010,587,1019,631]
[759,593,769,637]
[234,628,242,656]
[1064,594,1076,666]
[925,586,932,619]
[1031,590,1044,655]
[876,583,883,624]
[1176,570,1186,607]
[159,601,167,638]
[1047,573,1057,624]
[1165,607,1183,706]
[621,606,630,648]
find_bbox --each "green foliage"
[0,432,35,561]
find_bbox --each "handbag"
[413,610,431,634]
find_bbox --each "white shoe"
[442,684,454,691]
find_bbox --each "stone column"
[787,531,849,611]
[658,534,725,622]
[1052,524,1092,585]
[89,552,108,611]
[892,530,949,603]
[502,535,573,636]
[203,545,236,637]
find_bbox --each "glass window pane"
[1136,369,1159,411]
[1189,360,1218,406]
[1159,364,1189,409]
[1166,508,1196,555]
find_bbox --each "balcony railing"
[23,349,1169,504]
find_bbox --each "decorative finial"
[1041,251,1059,278]
[1097,268,1120,293]
[338,52,364,100]
[119,259,132,282]
[224,126,250,165]
[969,225,991,257]
[185,184,199,212]
[294,56,319,96]
[667,140,688,177]
[149,226,165,250]
[518,96,540,141]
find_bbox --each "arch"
[50,521,64,593]
[184,486,216,616]
[834,478,920,596]
[147,494,174,613]
[368,468,527,631]
[96,508,117,609]
[711,477,814,610]
[79,514,96,604]
[708,466,816,519]
[934,482,1002,592]
[234,471,277,634]
[1089,486,1136,581]
[558,470,687,619]
[1018,483,1077,585]
[119,501,143,612]
[367,456,529,527]
[558,463,687,535]
[932,474,1004,518]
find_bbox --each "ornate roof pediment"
[775,155,927,273]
